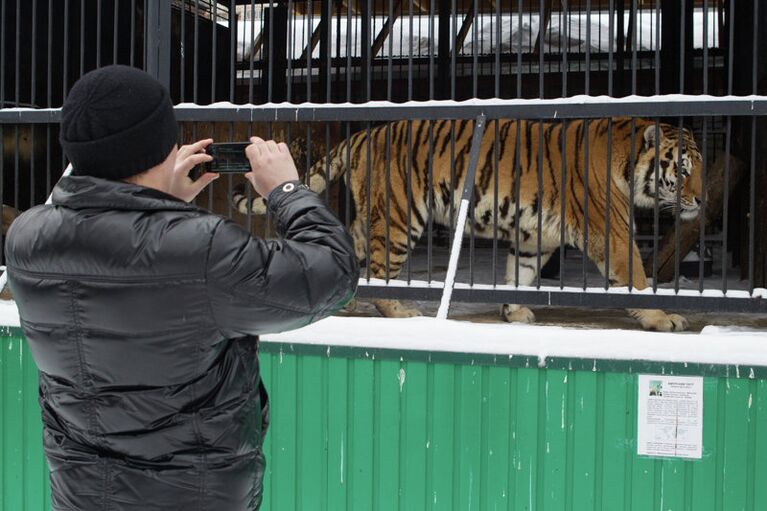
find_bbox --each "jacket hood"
[51,175,203,213]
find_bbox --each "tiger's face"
[635,124,704,221]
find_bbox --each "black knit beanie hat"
[59,65,178,179]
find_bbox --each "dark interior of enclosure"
[1,0,766,308]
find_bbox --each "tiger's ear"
[643,125,661,149]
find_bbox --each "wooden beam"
[453,2,476,55]
[371,0,403,58]
[534,0,553,55]
[299,20,323,61]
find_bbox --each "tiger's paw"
[232,184,267,215]
[374,299,422,318]
[343,298,359,312]
[501,304,536,324]
[637,310,689,332]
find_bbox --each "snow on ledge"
[260,316,767,369]
[1,300,764,368]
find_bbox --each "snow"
[5,94,765,120]
[3,298,764,368]
[259,316,767,369]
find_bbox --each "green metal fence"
[2,327,766,511]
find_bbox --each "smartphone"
[206,142,251,173]
[191,142,250,180]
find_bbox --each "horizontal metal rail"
[356,285,767,314]
[3,95,767,123]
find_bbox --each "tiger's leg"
[342,215,367,313]
[585,231,689,332]
[501,245,554,324]
[368,212,425,318]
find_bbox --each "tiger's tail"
[233,135,354,215]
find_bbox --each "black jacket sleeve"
[206,185,359,337]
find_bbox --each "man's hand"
[169,138,219,202]
[244,137,300,198]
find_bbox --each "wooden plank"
[371,0,403,58]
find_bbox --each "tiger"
[233,117,703,332]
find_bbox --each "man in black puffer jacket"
[5,65,358,510]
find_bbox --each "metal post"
[437,114,487,320]
[144,0,171,89]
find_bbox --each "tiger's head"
[634,123,704,221]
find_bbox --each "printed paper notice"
[637,374,703,459]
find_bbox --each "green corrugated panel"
[1,328,48,511]
[2,329,767,511]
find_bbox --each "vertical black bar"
[145,0,171,89]
[345,122,351,227]
[723,115,731,293]
[365,122,372,278]
[130,0,135,67]
[16,0,21,105]
[0,0,5,108]
[679,0,685,94]
[307,0,312,102]
[64,0,70,98]
[583,119,589,289]
[427,121,434,282]
[585,0,591,94]
[749,0,758,293]
[114,0,120,65]
[268,0,272,103]
[451,0,456,100]
[437,0,450,100]
[384,122,391,279]
[517,0,523,98]
[324,125,330,204]
[318,2,328,102]
[346,0,352,102]
[472,0,477,98]
[429,0,435,100]
[193,0,199,103]
[180,0,185,101]
[539,0,544,98]
[605,118,613,289]
[387,0,393,101]
[703,0,709,94]
[406,121,413,282]
[615,0,625,95]
[96,0,102,67]
[628,119,636,290]
[699,117,707,292]
[561,0,568,97]
[536,120,543,287]
[361,0,371,102]
[652,119,660,291]
[492,120,499,286]
[654,0,660,94]
[248,0,256,103]
[408,0,413,101]
[229,0,236,102]
[212,0,218,102]
[32,0,38,107]
[631,0,637,94]
[514,122,521,285]
[79,0,84,78]
[674,120,684,292]
[560,120,567,288]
